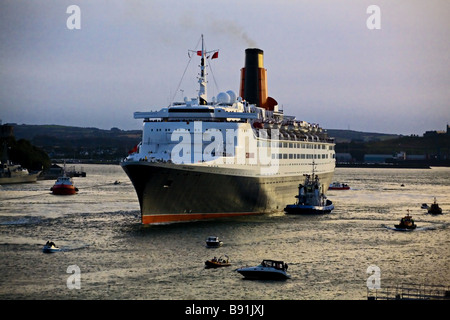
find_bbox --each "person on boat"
[46,241,56,247]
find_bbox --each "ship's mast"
[185,35,218,106]
[198,34,207,105]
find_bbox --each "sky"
[0,0,449,135]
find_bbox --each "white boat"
[236,259,290,280]
[0,161,40,185]
[284,174,334,214]
[42,241,61,253]
[206,236,223,248]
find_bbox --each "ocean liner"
[121,36,335,224]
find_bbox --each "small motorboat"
[328,182,350,190]
[394,211,417,230]
[421,203,429,209]
[284,174,334,214]
[206,236,223,248]
[43,241,61,253]
[205,255,231,268]
[428,198,442,214]
[236,259,291,280]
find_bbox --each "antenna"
[198,34,207,105]
[184,35,219,106]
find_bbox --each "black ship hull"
[121,161,334,224]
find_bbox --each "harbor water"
[0,165,449,300]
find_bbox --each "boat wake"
[0,217,42,225]
[56,243,90,252]
[382,224,439,232]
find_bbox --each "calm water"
[0,165,449,300]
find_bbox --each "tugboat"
[205,255,231,268]
[50,163,78,195]
[328,182,350,190]
[205,236,223,248]
[236,259,290,280]
[284,174,334,214]
[428,198,442,215]
[51,175,78,195]
[394,211,417,230]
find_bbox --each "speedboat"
[206,236,223,248]
[284,174,334,214]
[328,182,350,190]
[394,211,417,230]
[43,241,61,253]
[428,198,442,214]
[205,255,231,268]
[236,259,291,280]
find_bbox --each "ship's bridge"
[134,103,258,122]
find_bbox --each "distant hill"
[326,129,400,143]
[11,124,398,145]
[10,124,141,162]
[12,124,141,142]
[335,131,450,162]
[7,123,447,164]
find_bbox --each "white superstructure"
[121,36,335,224]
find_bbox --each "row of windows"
[150,128,243,132]
[258,141,334,150]
[271,153,334,160]
[148,128,334,151]
[151,128,170,132]
[150,127,251,132]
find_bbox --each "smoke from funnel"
[205,17,258,47]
